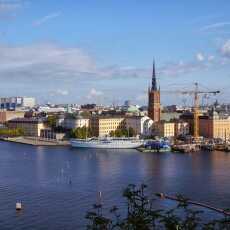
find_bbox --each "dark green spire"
[152,60,157,91]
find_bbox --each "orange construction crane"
[163,83,220,140]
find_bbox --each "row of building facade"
[59,115,154,137]
[2,109,230,140]
[0,61,229,140]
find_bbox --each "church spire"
[151,59,157,91]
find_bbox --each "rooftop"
[8,117,47,123]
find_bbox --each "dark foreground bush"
[86,184,230,230]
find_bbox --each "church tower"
[148,60,161,122]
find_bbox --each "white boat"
[70,137,143,149]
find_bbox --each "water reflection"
[0,142,230,229]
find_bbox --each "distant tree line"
[110,127,136,137]
[69,127,136,139]
[0,128,24,137]
[70,127,93,139]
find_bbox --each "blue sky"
[0,0,230,105]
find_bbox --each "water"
[0,141,230,229]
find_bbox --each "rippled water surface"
[0,141,230,229]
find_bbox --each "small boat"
[201,143,215,151]
[137,147,171,153]
[225,145,230,152]
[172,144,200,153]
[16,202,22,210]
[139,140,171,153]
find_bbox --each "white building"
[21,97,36,108]
[38,106,66,113]
[62,115,89,130]
[125,116,153,137]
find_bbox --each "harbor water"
[0,141,230,229]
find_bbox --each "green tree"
[47,115,57,129]
[80,111,91,118]
[109,128,136,138]
[127,127,136,137]
[115,129,123,137]
[70,126,92,139]
[109,130,115,137]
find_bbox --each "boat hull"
[70,139,143,149]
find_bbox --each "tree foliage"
[86,184,230,229]
[110,128,136,137]
[0,128,24,137]
[47,115,57,129]
[70,126,92,139]
[80,111,91,118]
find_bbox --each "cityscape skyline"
[0,0,230,105]
[1,2,230,229]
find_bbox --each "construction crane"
[163,83,220,140]
[183,83,220,140]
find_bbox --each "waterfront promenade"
[0,136,70,146]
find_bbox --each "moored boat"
[70,137,143,149]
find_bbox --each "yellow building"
[8,118,48,137]
[153,122,175,137]
[199,111,230,140]
[0,111,25,124]
[91,116,126,137]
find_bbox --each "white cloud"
[0,0,24,18]
[208,55,215,61]
[0,41,223,89]
[50,89,69,96]
[196,53,205,62]
[220,40,230,58]
[0,0,21,11]
[159,61,204,76]
[33,12,61,27]
[0,41,227,104]
[136,93,147,102]
[87,88,103,99]
[58,89,69,95]
[0,42,96,74]
[200,22,230,31]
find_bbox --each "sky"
[0,0,230,106]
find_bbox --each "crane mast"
[194,83,199,140]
